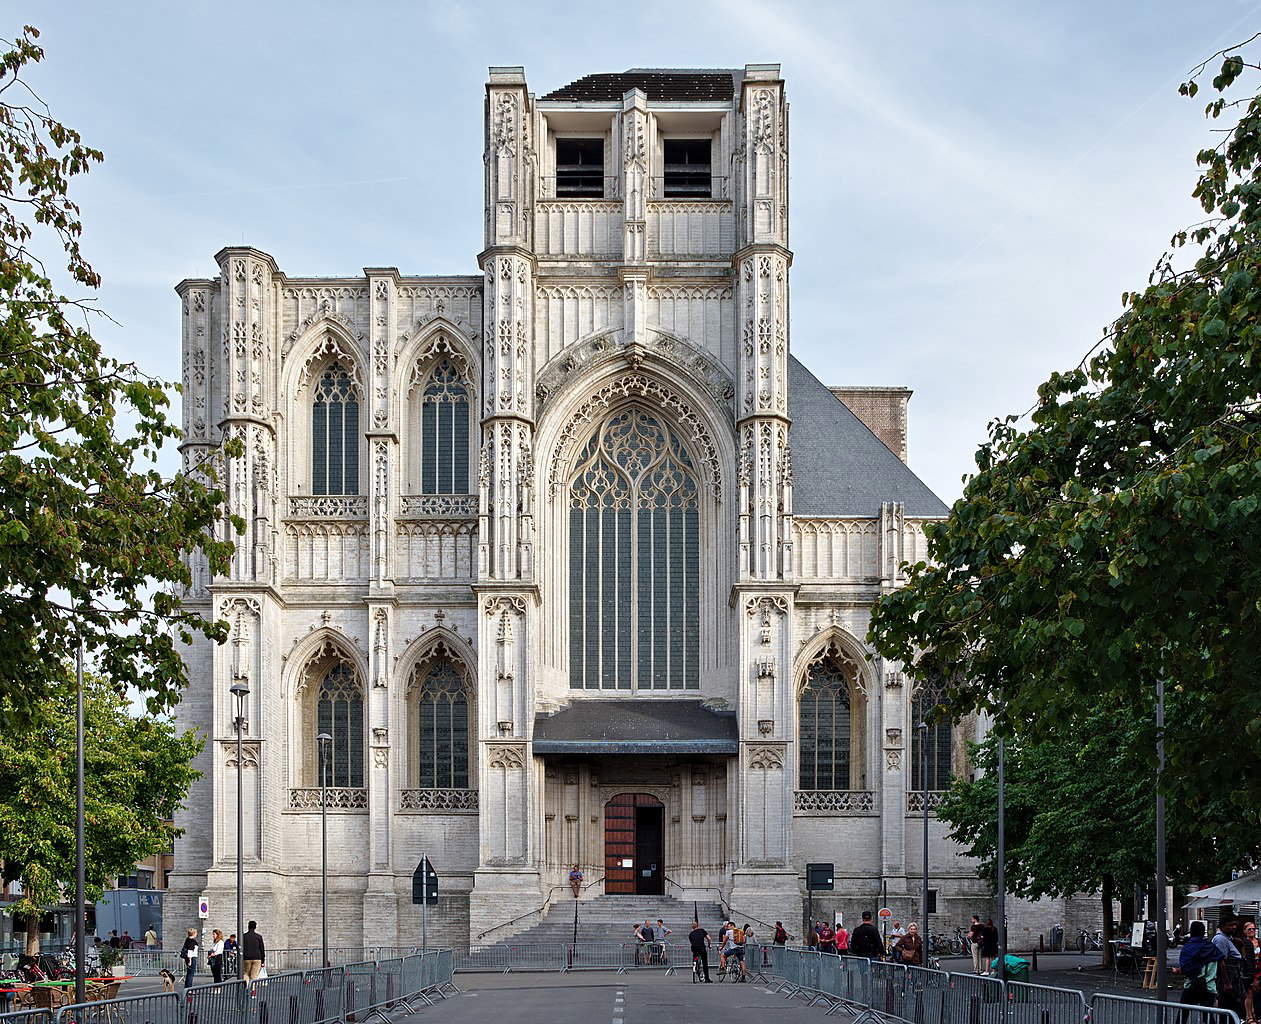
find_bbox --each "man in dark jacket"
[242,921,265,981]
[1179,921,1223,1007]
[850,911,884,960]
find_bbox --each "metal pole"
[230,678,249,981]
[573,894,579,947]
[421,853,428,955]
[320,735,329,969]
[1155,677,1167,1000]
[920,722,929,931]
[74,641,86,1005]
[996,734,1006,982]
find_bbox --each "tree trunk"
[19,912,39,956]
[1101,874,1115,969]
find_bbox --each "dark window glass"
[798,654,853,790]
[556,138,605,197]
[312,363,360,495]
[663,138,712,198]
[317,662,363,788]
[568,408,699,689]
[415,658,469,788]
[912,677,954,791]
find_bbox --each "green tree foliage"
[0,26,240,723]
[868,43,1261,808]
[0,673,201,948]
[938,695,1261,957]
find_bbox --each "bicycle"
[692,951,703,983]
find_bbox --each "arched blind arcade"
[419,361,470,494]
[312,363,360,495]
[799,653,853,791]
[568,407,700,690]
[317,662,364,788]
[414,658,470,788]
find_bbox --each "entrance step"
[485,893,728,946]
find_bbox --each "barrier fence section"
[47,949,453,1024]
[0,1012,53,1024]
[759,949,1241,1024]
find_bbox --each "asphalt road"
[396,970,832,1024]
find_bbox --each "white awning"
[1183,870,1261,909]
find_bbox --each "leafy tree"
[938,693,1261,963]
[0,672,201,952]
[0,25,240,724]
[868,42,1261,807]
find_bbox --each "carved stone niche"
[885,727,902,745]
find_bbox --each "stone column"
[729,68,801,927]
[470,67,543,942]
[878,502,909,907]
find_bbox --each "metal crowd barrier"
[53,992,183,1024]
[0,1012,53,1024]
[759,949,1242,1024]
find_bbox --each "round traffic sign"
[878,907,892,918]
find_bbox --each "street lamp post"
[74,640,86,1005]
[230,676,250,981]
[918,722,929,931]
[996,733,1006,982]
[317,732,332,969]
[1155,678,1167,1000]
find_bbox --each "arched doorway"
[604,793,664,895]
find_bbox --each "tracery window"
[312,363,360,495]
[798,650,854,790]
[568,407,699,690]
[418,360,470,494]
[912,676,953,791]
[410,654,471,788]
[317,662,364,788]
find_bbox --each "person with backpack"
[1180,921,1223,1009]
[850,911,885,960]
[773,922,789,946]
[723,924,748,981]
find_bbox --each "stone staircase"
[488,893,726,946]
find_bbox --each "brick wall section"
[829,387,912,463]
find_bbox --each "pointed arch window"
[317,662,364,788]
[418,360,470,494]
[798,650,855,790]
[912,675,953,791]
[568,407,700,690]
[312,362,360,495]
[409,653,471,788]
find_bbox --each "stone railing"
[793,790,876,815]
[906,790,948,814]
[288,494,369,518]
[398,494,478,518]
[646,199,735,258]
[288,787,368,810]
[399,788,479,812]
[534,200,622,258]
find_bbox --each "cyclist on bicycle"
[689,920,712,982]
[723,924,748,981]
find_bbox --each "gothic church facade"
[166,64,990,949]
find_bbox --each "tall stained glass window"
[568,407,700,690]
[912,676,953,791]
[419,360,470,494]
[413,657,470,788]
[312,363,360,495]
[798,652,853,790]
[316,662,364,788]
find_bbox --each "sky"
[18,0,1260,503]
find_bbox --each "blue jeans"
[184,961,197,987]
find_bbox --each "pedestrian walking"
[144,927,158,949]
[896,923,924,966]
[180,929,199,988]
[242,921,266,981]
[969,915,986,974]
[208,929,225,983]
[1180,921,1223,1009]
[689,920,713,982]
[851,911,884,960]
[1215,916,1246,1014]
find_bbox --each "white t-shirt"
[212,940,225,957]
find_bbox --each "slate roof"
[541,69,738,103]
[789,356,950,518]
[533,699,739,755]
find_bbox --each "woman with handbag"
[898,922,924,966]
[180,929,199,988]
[208,929,225,983]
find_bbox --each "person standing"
[773,922,789,946]
[851,911,884,960]
[819,921,836,954]
[969,915,986,974]
[208,929,225,983]
[689,920,713,982]
[242,921,266,982]
[890,920,906,955]
[1179,921,1223,1009]
[897,923,924,966]
[981,919,1000,975]
[836,921,850,954]
[1243,921,1261,1023]
[121,930,133,949]
[144,927,158,949]
[180,928,199,988]
[568,865,583,898]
